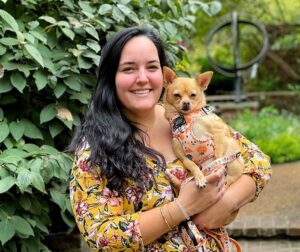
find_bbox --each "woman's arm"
[140,167,226,244]
[192,127,272,229]
[70,148,227,249]
[192,174,256,229]
[70,149,145,251]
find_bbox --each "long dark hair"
[69,25,169,193]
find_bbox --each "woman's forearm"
[226,174,256,211]
[192,174,256,229]
[139,201,185,245]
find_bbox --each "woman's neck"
[123,105,160,133]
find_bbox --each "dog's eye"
[174,93,181,98]
[190,93,197,97]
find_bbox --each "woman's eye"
[148,65,159,70]
[122,67,134,73]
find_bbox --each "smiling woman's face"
[115,35,163,118]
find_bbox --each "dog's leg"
[212,129,227,158]
[172,138,207,188]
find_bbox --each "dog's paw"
[195,177,207,188]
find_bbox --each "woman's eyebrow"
[119,61,135,66]
[119,59,160,66]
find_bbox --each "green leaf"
[11,216,34,236]
[17,169,33,192]
[53,83,66,98]
[40,104,56,124]
[0,10,19,32]
[35,219,48,233]
[41,145,59,155]
[10,72,27,93]
[70,87,91,104]
[0,121,10,142]
[33,70,48,90]
[0,219,15,245]
[22,144,40,154]
[63,76,81,91]
[87,40,101,52]
[23,32,35,44]
[0,38,19,46]
[112,6,125,22]
[0,44,7,55]
[21,119,43,140]
[98,4,112,15]
[31,172,45,192]
[0,176,16,194]
[9,121,25,141]
[117,3,131,16]
[49,122,64,138]
[208,1,222,16]
[61,27,75,40]
[19,195,32,211]
[24,44,44,68]
[29,158,43,174]
[79,1,94,13]
[61,210,75,228]
[0,77,13,93]
[29,30,47,44]
[77,56,92,69]
[0,148,30,159]
[39,16,57,24]
[3,138,14,149]
[50,189,66,210]
[0,107,3,119]
[84,26,99,40]
[59,119,73,130]
[164,21,177,36]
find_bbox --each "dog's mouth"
[181,103,190,112]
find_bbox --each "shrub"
[229,106,300,163]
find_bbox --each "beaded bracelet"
[160,205,173,231]
[174,198,190,221]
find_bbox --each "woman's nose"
[136,69,148,84]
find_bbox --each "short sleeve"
[69,148,145,251]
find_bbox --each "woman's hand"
[192,174,256,229]
[191,189,233,229]
[177,167,226,218]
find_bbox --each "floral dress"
[69,129,272,251]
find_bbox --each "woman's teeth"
[132,89,151,94]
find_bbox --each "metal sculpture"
[206,12,269,102]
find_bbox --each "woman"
[69,25,271,251]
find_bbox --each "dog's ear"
[163,66,177,88]
[195,71,213,91]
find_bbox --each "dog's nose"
[182,102,190,111]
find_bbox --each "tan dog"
[163,67,244,208]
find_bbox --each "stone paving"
[227,161,300,251]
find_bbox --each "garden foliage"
[229,107,300,164]
[0,0,221,250]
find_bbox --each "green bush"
[229,106,300,163]
[0,0,221,250]
[0,144,73,251]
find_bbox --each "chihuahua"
[163,66,244,194]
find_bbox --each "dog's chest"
[170,113,215,164]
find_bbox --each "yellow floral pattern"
[70,131,272,251]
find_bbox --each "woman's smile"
[131,88,153,96]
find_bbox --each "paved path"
[228,161,300,251]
